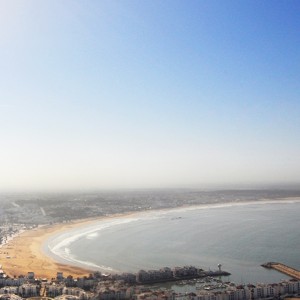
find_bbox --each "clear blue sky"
[1,0,300,191]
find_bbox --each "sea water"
[46,200,300,284]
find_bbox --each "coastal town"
[0,190,300,300]
[0,263,299,300]
[2,0,300,299]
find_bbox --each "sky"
[1,0,300,191]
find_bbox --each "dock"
[261,262,300,280]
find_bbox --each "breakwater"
[261,262,300,280]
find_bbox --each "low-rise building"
[18,283,39,297]
[189,279,300,300]
[46,283,65,297]
[63,287,91,300]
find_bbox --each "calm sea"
[46,200,300,284]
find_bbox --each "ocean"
[45,199,300,284]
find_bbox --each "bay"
[46,200,300,284]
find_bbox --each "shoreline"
[0,213,139,278]
[2,198,300,278]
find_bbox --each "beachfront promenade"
[262,262,300,280]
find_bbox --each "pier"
[261,262,300,280]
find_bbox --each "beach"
[0,218,104,279]
[1,199,299,282]
[0,210,142,279]
[42,200,300,284]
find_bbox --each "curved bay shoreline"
[0,213,138,278]
[1,198,300,279]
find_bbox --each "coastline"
[0,213,137,278]
[1,198,300,279]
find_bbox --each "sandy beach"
[0,218,109,279]
[1,199,299,279]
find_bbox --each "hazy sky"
[1,0,300,191]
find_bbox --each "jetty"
[261,262,300,280]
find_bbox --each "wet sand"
[0,217,114,279]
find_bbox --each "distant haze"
[1,1,300,192]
